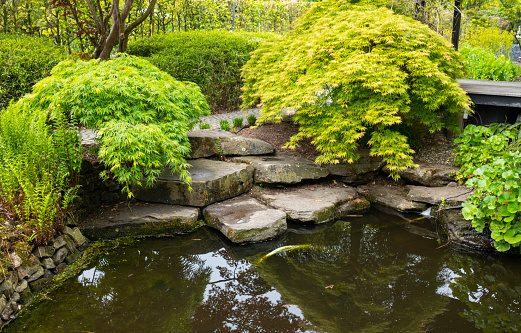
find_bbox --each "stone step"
[406,184,473,205]
[81,203,200,240]
[382,163,458,187]
[134,159,254,207]
[255,184,369,224]
[357,184,428,212]
[188,129,274,159]
[203,196,287,243]
[232,154,330,184]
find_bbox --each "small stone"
[63,234,77,253]
[62,226,88,247]
[10,292,20,303]
[54,263,67,274]
[19,288,33,305]
[33,246,54,259]
[16,267,27,281]
[41,258,56,270]
[0,295,6,313]
[8,253,22,269]
[52,235,67,250]
[26,266,44,283]
[53,247,69,266]
[43,269,54,279]
[1,301,15,321]
[14,280,27,294]
[28,277,51,293]
[406,185,473,206]
[65,251,81,265]
[23,255,40,277]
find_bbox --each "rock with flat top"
[326,149,384,185]
[232,155,329,184]
[357,184,428,212]
[203,196,287,243]
[383,163,458,187]
[406,185,473,205]
[255,185,367,223]
[134,159,254,207]
[81,204,200,240]
[188,129,274,158]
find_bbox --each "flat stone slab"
[383,163,458,187]
[188,129,274,159]
[406,185,473,205]
[81,203,200,240]
[357,184,428,212]
[232,155,330,184]
[134,159,254,207]
[255,185,368,223]
[436,209,494,251]
[203,196,287,243]
[326,149,384,185]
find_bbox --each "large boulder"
[232,155,330,184]
[326,149,384,185]
[357,184,428,212]
[383,163,458,186]
[188,129,274,159]
[255,184,369,223]
[134,159,254,207]
[406,185,473,206]
[203,196,287,243]
[81,203,200,240]
[436,208,494,251]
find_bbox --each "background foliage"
[0,34,66,110]
[460,46,521,81]
[242,0,471,174]
[128,30,273,111]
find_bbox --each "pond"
[6,208,521,332]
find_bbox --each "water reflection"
[5,209,521,332]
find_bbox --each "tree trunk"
[451,0,462,51]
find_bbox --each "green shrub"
[454,124,521,252]
[9,54,209,196]
[233,117,244,128]
[459,46,521,82]
[0,103,81,243]
[199,123,211,129]
[242,1,471,175]
[0,34,67,110]
[247,114,257,126]
[127,30,274,111]
[461,25,513,57]
[220,120,231,131]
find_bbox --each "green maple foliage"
[241,0,471,174]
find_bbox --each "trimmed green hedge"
[127,30,274,111]
[0,34,66,110]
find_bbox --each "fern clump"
[242,1,471,175]
[11,54,210,195]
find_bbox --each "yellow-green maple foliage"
[242,1,471,174]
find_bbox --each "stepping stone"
[357,184,428,212]
[406,185,473,205]
[232,155,330,184]
[326,148,384,185]
[188,129,274,159]
[134,159,254,207]
[81,203,200,240]
[383,163,458,187]
[203,196,287,243]
[255,185,368,223]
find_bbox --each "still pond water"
[6,209,521,332]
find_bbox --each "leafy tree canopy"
[242,0,471,174]
[9,54,209,195]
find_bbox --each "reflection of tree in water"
[255,219,451,332]
[448,255,521,333]
[190,249,307,332]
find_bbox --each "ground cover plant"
[242,0,471,176]
[128,30,273,111]
[454,123,521,252]
[0,34,66,110]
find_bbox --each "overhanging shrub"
[0,34,66,110]
[127,30,273,111]
[8,54,210,196]
[241,1,471,175]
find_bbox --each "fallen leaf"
[192,239,202,241]
[325,284,334,289]
[316,199,323,202]
[128,274,133,278]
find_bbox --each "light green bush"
[9,54,209,196]
[459,46,521,81]
[242,0,471,175]
[127,30,274,111]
